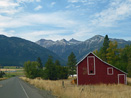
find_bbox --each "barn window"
[87,56,95,75]
[90,70,93,73]
[107,67,113,75]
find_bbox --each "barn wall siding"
[77,53,127,85]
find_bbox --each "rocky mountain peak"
[60,39,67,42]
[36,35,131,61]
[85,35,104,44]
[69,38,81,44]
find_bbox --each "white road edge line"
[19,80,30,98]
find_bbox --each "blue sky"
[0,0,131,42]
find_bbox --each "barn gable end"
[76,52,127,85]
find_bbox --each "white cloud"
[17,0,41,3]
[48,2,56,8]
[0,11,77,30]
[16,0,34,3]
[0,0,18,7]
[0,0,20,14]
[68,0,79,3]
[0,29,14,37]
[0,0,130,42]
[20,12,77,28]
[51,2,56,6]
[67,0,91,3]
[34,5,42,11]
[91,0,131,27]
[15,30,68,41]
[36,0,41,2]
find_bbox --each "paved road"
[0,77,56,98]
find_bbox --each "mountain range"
[0,35,65,66]
[36,35,131,61]
[0,34,131,66]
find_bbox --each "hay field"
[1,68,24,77]
[20,77,131,98]
[0,77,7,81]
[0,69,23,71]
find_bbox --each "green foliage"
[0,71,5,78]
[24,61,43,79]
[55,60,61,66]
[126,45,131,77]
[106,41,119,65]
[94,35,131,73]
[37,57,43,69]
[44,56,56,80]
[43,57,68,80]
[127,57,131,77]
[58,66,68,79]
[98,35,110,62]
[67,52,77,76]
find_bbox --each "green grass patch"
[2,66,23,69]
[4,69,24,78]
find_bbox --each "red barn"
[76,52,127,85]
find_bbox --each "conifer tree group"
[94,35,131,77]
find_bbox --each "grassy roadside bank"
[0,77,8,81]
[20,77,131,98]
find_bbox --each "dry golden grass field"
[0,69,23,71]
[20,77,131,98]
[0,68,24,77]
[0,77,8,81]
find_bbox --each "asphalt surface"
[0,77,56,98]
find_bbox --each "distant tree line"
[23,53,77,80]
[0,71,5,78]
[94,35,131,77]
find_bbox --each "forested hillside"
[0,35,65,66]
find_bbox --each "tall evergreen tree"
[126,45,131,76]
[99,35,110,61]
[127,56,131,77]
[43,57,69,80]
[44,56,57,80]
[67,52,77,76]
[37,57,43,69]
[55,60,61,66]
[54,60,69,79]
[118,46,129,72]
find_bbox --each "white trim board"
[87,56,95,75]
[107,67,113,75]
[118,74,126,84]
[77,66,79,85]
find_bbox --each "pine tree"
[55,60,61,66]
[37,57,43,69]
[67,52,77,77]
[127,56,131,77]
[127,45,131,76]
[99,35,110,61]
[44,57,69,80]
[118,46,129,72]
[44,56,57,80]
